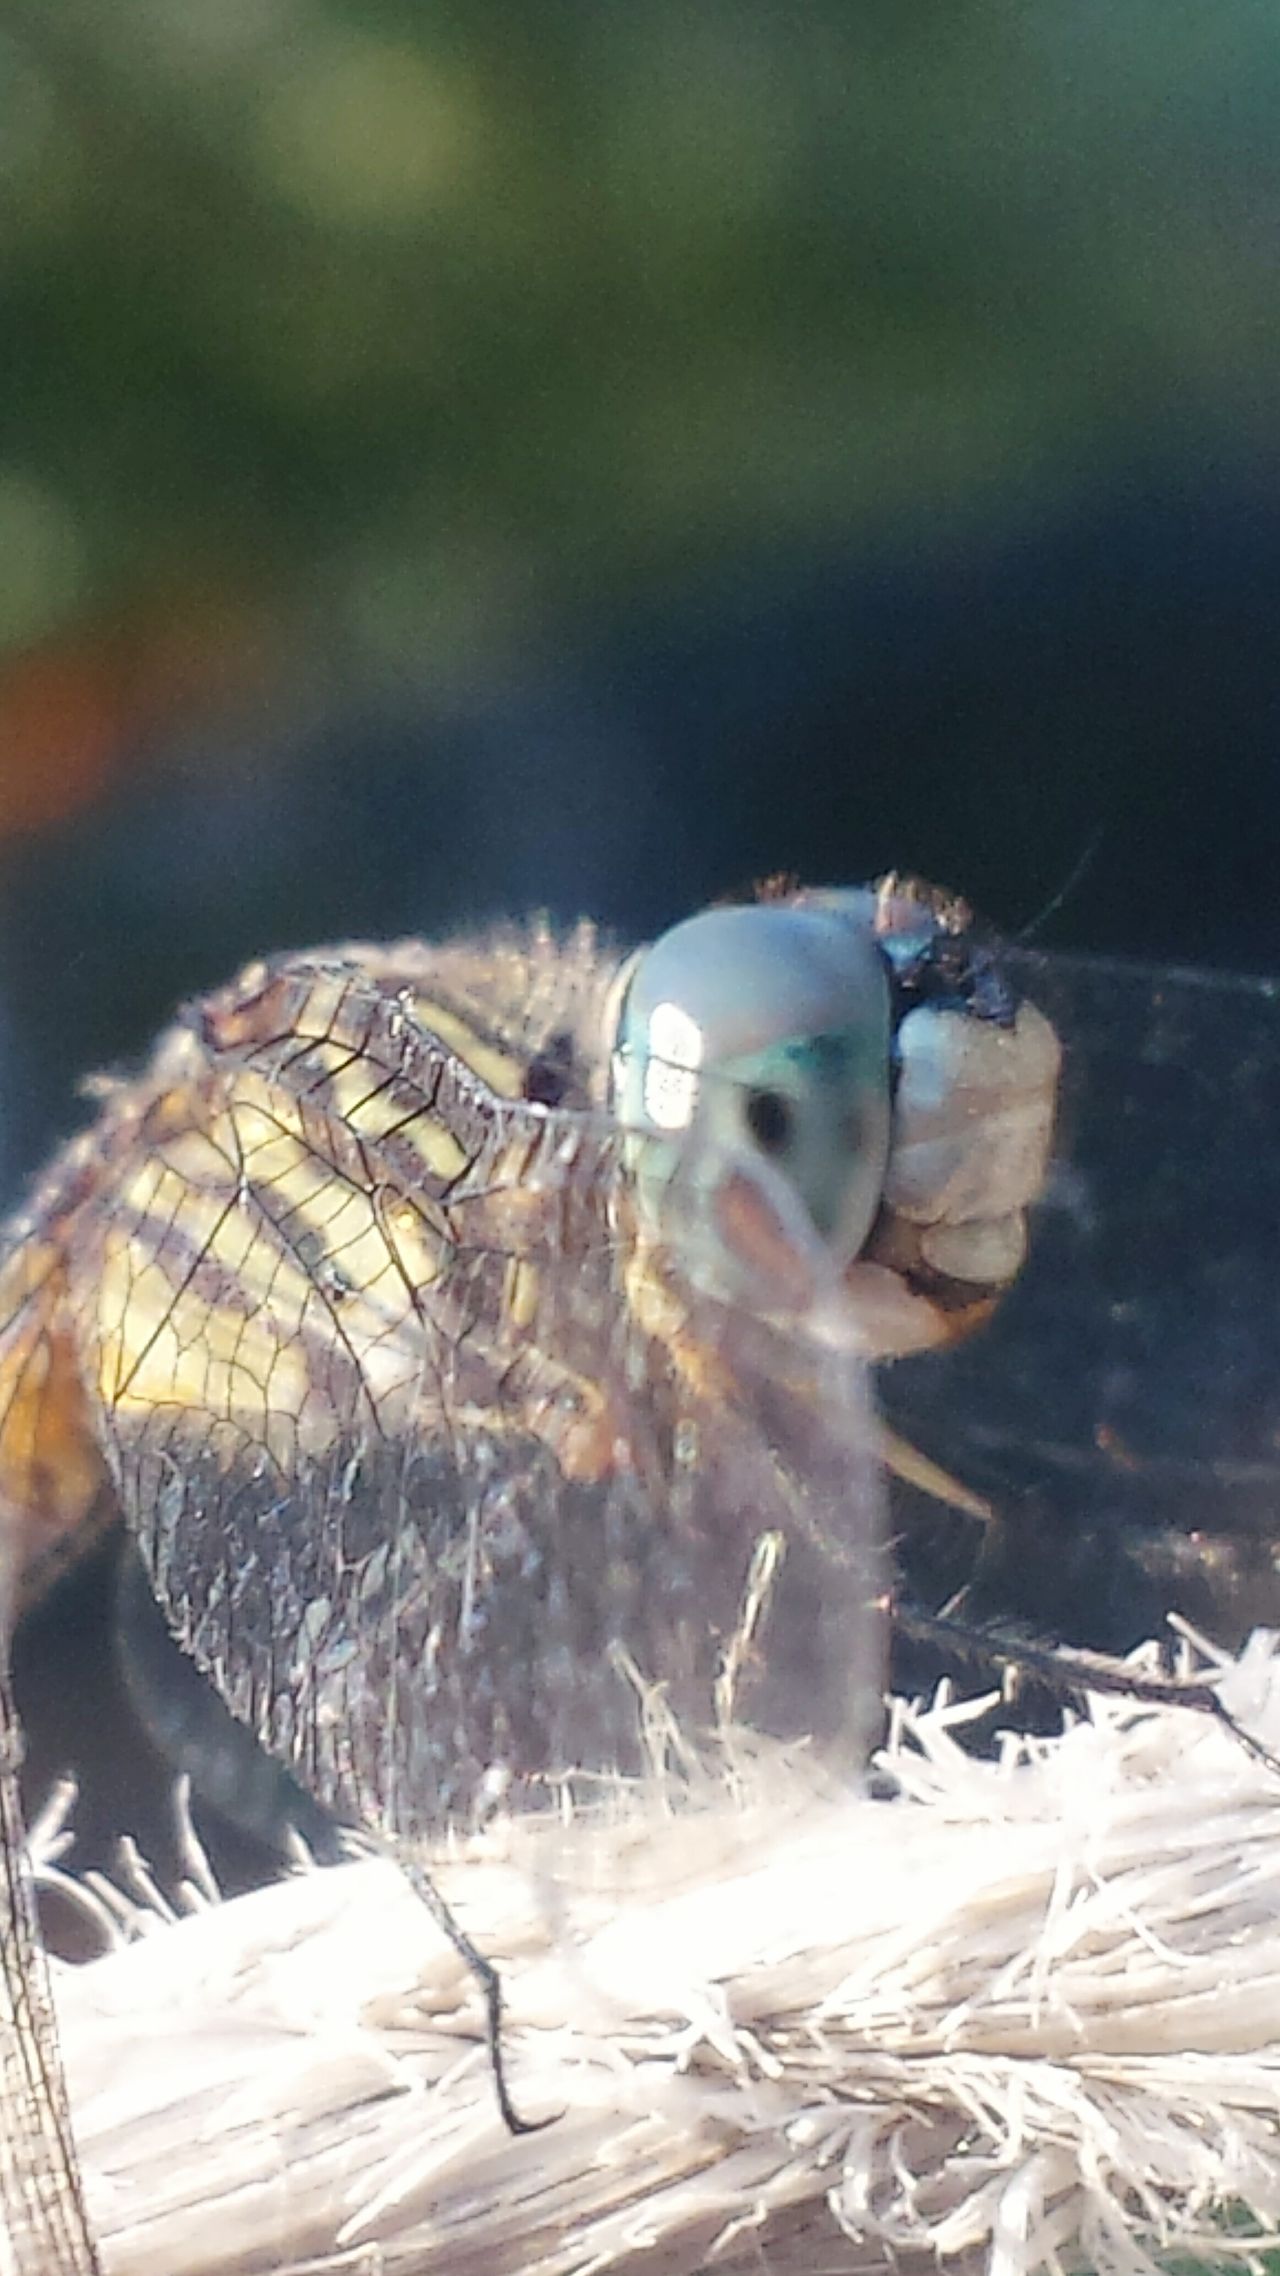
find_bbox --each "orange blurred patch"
[0,590,280,840]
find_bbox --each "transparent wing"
[0,1231,102,2269]
[0,1648,100,2274]
[60,952,885,1845]
[884,946,1280,1648]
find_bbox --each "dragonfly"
[0,874,1062,2269]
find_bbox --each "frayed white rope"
[30,1636,1280,2276]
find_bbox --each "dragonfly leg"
[396,1854,557,2137]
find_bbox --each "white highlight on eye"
[643,1001,704,1131]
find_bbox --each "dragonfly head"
[610,877,1061,1355]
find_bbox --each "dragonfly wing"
[884,946,1280,1653]
[61,947,885,1842]
[0,1207,104,2267]
[0,1642,100,2275]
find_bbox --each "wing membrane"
[0,1651,100,2273]
[42,947,883,1839]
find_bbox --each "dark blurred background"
[5,3,1280,1900]
[2,3,1280,1192]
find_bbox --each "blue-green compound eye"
[610,897,892,1300]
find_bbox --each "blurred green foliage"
[1,1,1278,679]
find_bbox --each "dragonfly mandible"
[0,874,1059,2267]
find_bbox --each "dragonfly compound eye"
[609,898,894,1309]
